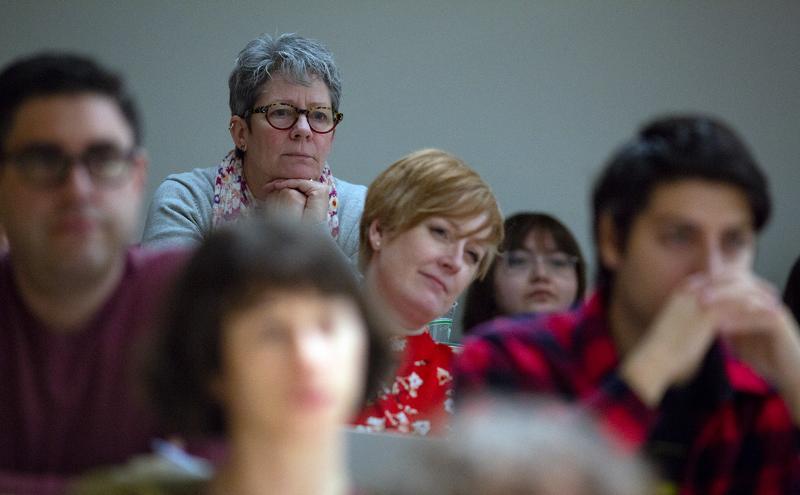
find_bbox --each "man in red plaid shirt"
[455,115,800,494]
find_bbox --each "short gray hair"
[384,397,655,495]
[228,33,342,118]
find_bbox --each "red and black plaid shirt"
[455,291,800,495]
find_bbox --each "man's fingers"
[698,274,779,312]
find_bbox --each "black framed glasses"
[499,250,579,276]
[1,144,138,188]
[251,103,343,134]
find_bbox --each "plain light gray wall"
[2,1,799,292]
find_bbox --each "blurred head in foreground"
[386,397,654,495]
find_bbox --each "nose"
[439,241,466,273]
[698,242,726,277]
[291,329,327,373]
[60,163,94,200]
[529,255,549,279]
[290,113,313,139]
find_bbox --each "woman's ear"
[229,116,249,152]
[597,212,622,271]
[368,219,383,251]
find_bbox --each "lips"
[52,210,100,235]
[282,152,315,160]
[421,272,449,294]
[526,288,556,301]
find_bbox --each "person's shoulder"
[331,175,367,259]
[148,166,216,214]
[159,166,217,191]
[466,312,561,343]
[125,246,192,289]
[128,246,191,269]
[461,304,593,361]
[332,176,367,199]
[454,315,554,391]
[332,176,367,217]
[142,166,217,247]
[539,309,591,350]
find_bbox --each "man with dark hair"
[456,115,800,494]
[0,53,185,492]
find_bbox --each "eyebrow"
[508,247,563,254]
[650,213,753,232]
[8,139,125,154]
[443,218,493,242]
[255,96,333,108]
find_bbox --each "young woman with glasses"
[462,212,587,333]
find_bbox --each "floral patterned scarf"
[211,150,339,238]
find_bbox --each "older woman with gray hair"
[142,33,365,263]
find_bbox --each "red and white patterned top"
[353,330,454,436]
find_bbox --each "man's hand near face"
[706,273,800,424]
[620,275,720,407]
[621,271,800,424]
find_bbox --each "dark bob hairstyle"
[462,212,586,332]
[147,217,393,437]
